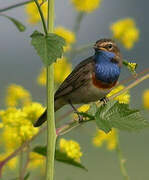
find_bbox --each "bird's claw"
[75,111,84,123]
[100,97,109,105]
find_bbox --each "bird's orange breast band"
[92,73,117,89]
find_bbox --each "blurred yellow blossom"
[127,62,137,73]
[28,152,45,169]
[0,102,44,150]
[93,129,117,150]
[59,138,82,162]
[110,18,139,49]
[71,0,102,13]
[6,84,31,107]
[55,27,75,51]
[0,152,18,170]
[107,85,130,104]
[77,104,90,112]
[23,102,45,123]
[0,123,3,128]
[37,57,72,85]
[74,104,90,120]
[143,90,149,109]
[25,0,48,24]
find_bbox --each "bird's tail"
[33,98,65,127]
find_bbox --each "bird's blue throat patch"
[94,50,120,83]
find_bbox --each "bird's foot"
[68,99,84,123]
[75,112,84,123]
[100,97,109,105]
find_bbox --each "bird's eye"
[107,44,113,50]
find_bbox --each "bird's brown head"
[94,39,122,67]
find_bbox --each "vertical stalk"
[19,150,23,180]
[116,133,129,180]
[46,0,56,180]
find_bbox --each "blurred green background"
[0,0,149,180]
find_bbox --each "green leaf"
[88,103,97,116]
[1,15,26,32]
[33,146,46,156]
[24,172,30,180]
[33,146,87,171]
[30,30,66,66]
[95,101,149,133]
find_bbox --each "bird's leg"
[100,96,109,105]
[68,100,83,123]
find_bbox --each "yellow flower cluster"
[0,84,45,170]
[0,152,18,170]
[55,27,75,51]
[0,102,44,149]
[110,18,139,49]
[143,90,149,109]
[25,0,48,24]
[71,0,102,13]
[93,129,117,150]
[127,62,137,74]
[74,104,90,120]
[59,138,82,162]
[107,85,130,104]
[127,62,137,72]
[37,57,72,85]
[28,152,45,170]
[6,84,31,107]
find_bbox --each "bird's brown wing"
[54,56,95,100]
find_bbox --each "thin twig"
[0,0,33,13]
[33,0,48,35]
[19,150,24,180]
[20,145,30,179]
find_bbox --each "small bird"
[34,39,122,127]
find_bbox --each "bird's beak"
[93,45,106,51]
[98,47,107,51]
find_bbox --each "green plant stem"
[19,150,24,180]
[0,0,33,13]
[33,0,48,35]
[46,0,56,180]
[116,133,129,180]
[67,12,85,61]
[20,146,30,179]
[73,12,85,33]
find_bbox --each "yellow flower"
[77,104,90,112]
[110,18,139,49]
[37,67,46,86]
[28,152,45,169]
[0,152,18,170]
[143,90,149,109]
[55,27,75,51]
[6,84,31,107]
[93,129,117,150]
[107,85,130,104]
[23,102,45,123]
[0,102,44,149]
[25,0,48,24]
[127,62,137,73]
[71,0,102,13]
[59,138,82,162]
[74,104,90,120]
[37,57,72,85]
